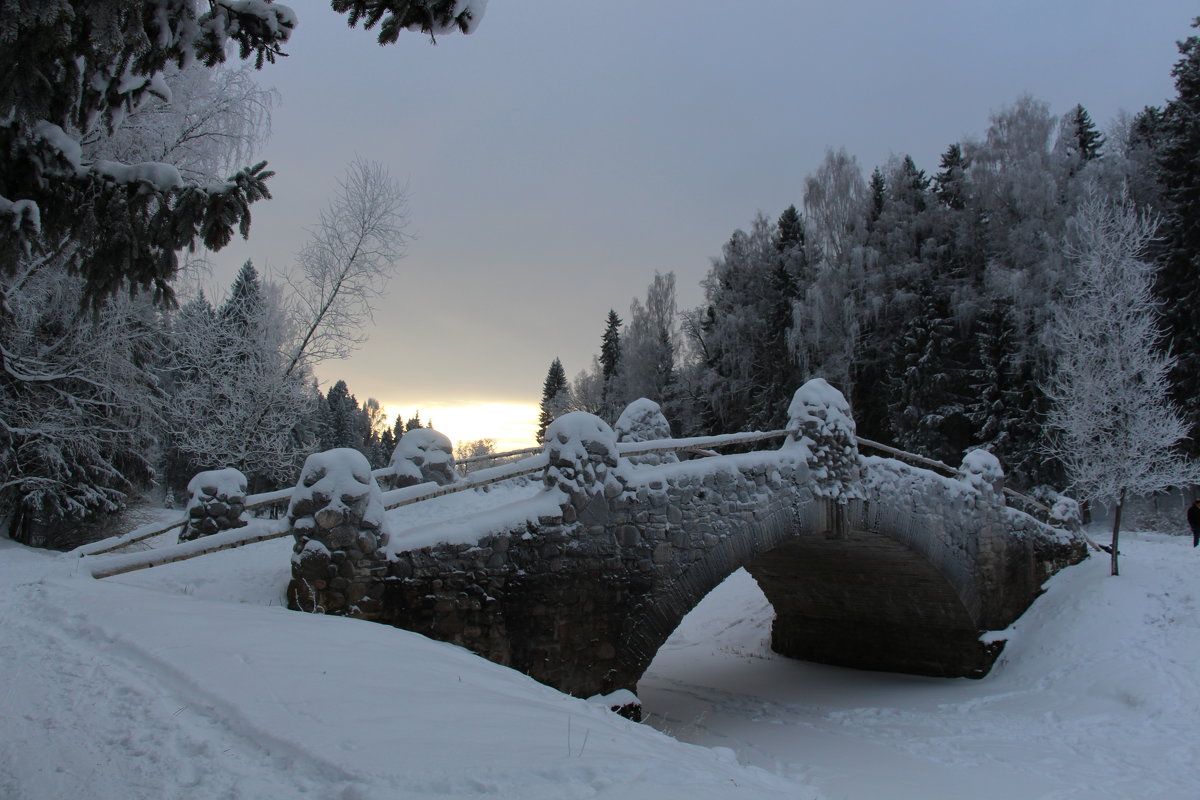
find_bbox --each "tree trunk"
[1110,486,1126,576]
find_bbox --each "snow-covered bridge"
[275,380,1086,702]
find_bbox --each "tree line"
[540,21,1200,514]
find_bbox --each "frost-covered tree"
[692,212,805,434]
[613,272,680,425]
[163,261,314,493]
[285,159,409,374]
[1044,191,1200,575]
[0,266,160,546]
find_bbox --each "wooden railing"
[82,427,1078,575]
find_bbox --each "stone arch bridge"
[283,380,1086,702]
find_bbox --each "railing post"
[542,412,627,521]
[381,428,461,490]
[180,468,249,541]
[958,449,1006,504]
[286,448,389,617]
[614,398,678,466]
[784,378,863,502]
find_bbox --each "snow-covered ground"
[3,508,1198,799]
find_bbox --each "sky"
[206,0,1198,450]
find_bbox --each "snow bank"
[1,538,801,799]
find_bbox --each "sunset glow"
[384,402,540,454]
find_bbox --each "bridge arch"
[286,388,1085,703]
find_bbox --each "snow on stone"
[957,447,1004,495]
[289,447,383,531]
[390,428,460,485]
[185,467,247,503]
[1050,493,1083,527]
[615,398,678,466]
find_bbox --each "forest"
[546,34,1200,511]
[4,3,1200,549]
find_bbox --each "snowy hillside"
[3,524,1199,799]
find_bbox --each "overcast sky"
[207,0,1197,448]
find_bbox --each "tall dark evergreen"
[1065,104,1105,162]
[537,358,569,443]
[600,309,622,417]
[933,144,968,210]
[1154,18,1200,453]
[324,380,364,451]
[867,168,886,230]
[886,288,974,464]
[964,303,1055,488]
[220,261,264,327]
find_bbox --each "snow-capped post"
[542,412,627,522]
[1048,494,1083,532]
[382,428,460,490]
[784,379,863,502]
[957,449,1006,505]
[286,449,388,618]
[614,398,678,466]
[179,468,249,542]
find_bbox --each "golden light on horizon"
[384,402,540,454]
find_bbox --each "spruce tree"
[1066,104,1105,162]
[1153,18,1200,453]
[537,358,569,443]
[600,310,622,381]
[868,168,886,230]
[0,1,292,307]
[886,287,974,464]
[933,144,968,210]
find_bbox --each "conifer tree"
[868,168,886,230]
[933,143,968,210]
[1153,18,1200,453]
[0,1,293,307]
[1066,104,1105,162]
[537,358,570,443]
[886,288,974,464]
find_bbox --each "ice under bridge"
[82,379,1087,703]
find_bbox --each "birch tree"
[285,159,409,375]
[1044,190,1200,574]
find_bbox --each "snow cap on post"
[785,378,863,500]
[387,428,460,489]
[543,412,627,509]
[958,449,1006,501]
[180,468,249,541]
[1049,494,1083,531]
[614,398,677,466]
[288,448,385,551]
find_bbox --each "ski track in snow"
[0,579,361,799]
